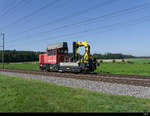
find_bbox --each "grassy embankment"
[0,74,150,112]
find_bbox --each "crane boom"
[73,41,90,63]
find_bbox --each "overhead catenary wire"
[0,0,26,18]
[3,0,150,49]
[33,16,150,44]
[0,0,18,16]
[32,15,150,42]
[8,0,117,38]
[6,1,150,43]
[6,15,150,48]
[0,0,61,30]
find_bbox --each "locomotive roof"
[47,42,68,50]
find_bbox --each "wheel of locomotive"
[81,70,89,74]
[45,65,50,72]
[54,65,59,72]
[40,67,46,72]
[40,64,47,71]
[46,68,50,72]
[41,68,44,71]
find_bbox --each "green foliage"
[100,60,103,63]
[0,50,44,63]
[93,53,135,59]
[0,74,150,112]
[127,61,134,64]
[147,62,150,64]
[122,59,125,63]
[112,59,116,63]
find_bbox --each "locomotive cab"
[39,42,69,71]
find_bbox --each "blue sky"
[0,0,150,56]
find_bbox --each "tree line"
[92,53,135,59]
[0,50,144,63]
[0,50,44,63]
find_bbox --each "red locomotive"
[39,42,69,71]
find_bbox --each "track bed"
[0,68,150,87]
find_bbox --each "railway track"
[0,68,150,87]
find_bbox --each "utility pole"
[0,33,5,70]
[2,33,4,70]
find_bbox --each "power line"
[0,0,61,30]
[6,1,150,43]
[37,16,150,42]
[8,0,117,38]
[0,0,25,18]
[36,2,150,35]
[0,0,17,16]
[32,16,150,44]
[6,15,150,48]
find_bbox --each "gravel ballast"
[1,71,150,99]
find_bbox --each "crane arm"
[73,41,90,63]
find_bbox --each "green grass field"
[95,63,150,76]
[0,63,40,70]
[94,58,150,76]
[0,74,150,112]
[127,58,150,64]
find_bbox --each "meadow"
[127,58,150,64]
[94,58,150,76]
[0,74,150,112]
[94,62,150,76]
[0,63,40,70]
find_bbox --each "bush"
[147,62,150,64]
[112,59,116,63]
[100,60,103,63]
[122,59,125,63]
[127,61,134,64]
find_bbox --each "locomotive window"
[53,50,56,55]
[61,49,64,53]
[48,50,52,55]
[64,49,68,54]
[48,50,56,55]
[58,49,62,53]
[57,49,68,54]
